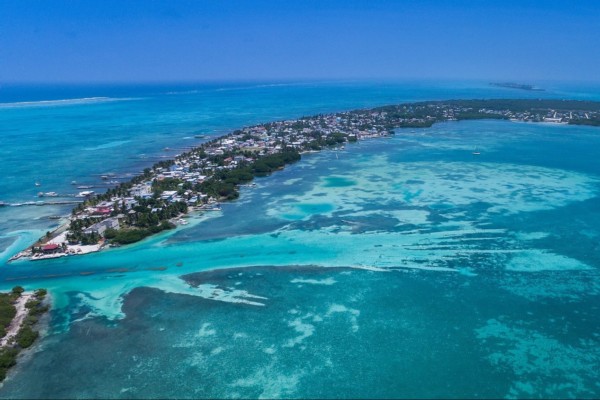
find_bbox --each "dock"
[5,200,84,207]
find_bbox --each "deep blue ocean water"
[0,81,600,398]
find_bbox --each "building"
[41,243,61,254]
[84,218,120,236]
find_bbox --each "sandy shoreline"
[9,230,104,262]
[0,293,33,348]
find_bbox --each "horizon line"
[3,77,600,86]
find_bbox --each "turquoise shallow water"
[1,82,600,398]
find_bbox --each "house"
[161,190,178,200]
[84,218,120,236]
[93,206,112,216]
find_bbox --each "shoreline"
[8,98,600,262]
[0,293,33,348]
[0,288,49,382]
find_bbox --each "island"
[0,287,49,381]
[9,98,600,261]
[489,82,545,91]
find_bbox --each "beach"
[0,293,32,348]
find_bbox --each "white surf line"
[348,264,457,272]
[401,244,486,250]
[436,237,500,242]
[393,265,457,272]
[348,265,390,272]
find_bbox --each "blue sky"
[1,0,599,83]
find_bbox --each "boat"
[177,218,189,225]
[472,147,481,155]
[39,191,59,197]
[194,134,207,139]
[77,185,93,189]
[199,203,221,211]
[77,190,95,197]
[34,181,41,187]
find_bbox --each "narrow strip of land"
[10,98,600,261]
[0,288,49,381]
[0,293,32,347]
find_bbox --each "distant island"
[8,98,600,262]
[490,82,545,91]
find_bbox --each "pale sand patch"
[0,293,34,347]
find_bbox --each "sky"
[1,0,600,83]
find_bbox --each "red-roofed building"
[41,243,60,253]
[93,207,112,215]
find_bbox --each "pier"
[4,200,84,207]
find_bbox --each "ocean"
[0,80,600,398]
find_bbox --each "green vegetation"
[11,286,24,296]
[66,230,100,246]
[15,326,38,349]
[0,292,18,338]
[0,288,49,382]
[105,221,175,245]
[0,348,18,381]
[454,111,507,120]
[188,149,302,200]
[570,118,600,127]
[0,288,22,337]
[251,150,301,175]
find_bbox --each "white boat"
[199,203,221,211]
[38,191,58,197]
